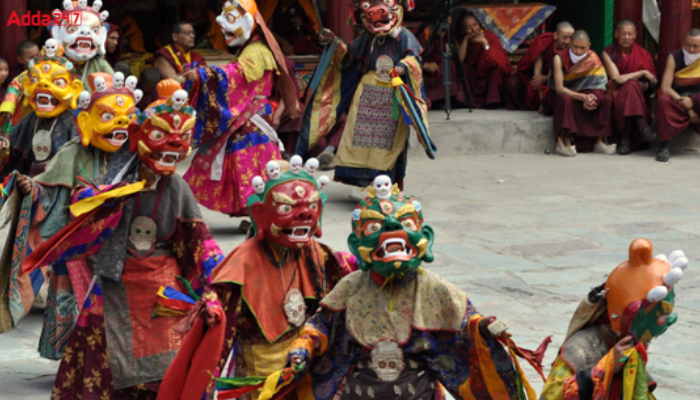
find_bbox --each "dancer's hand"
[17,174,32,195]
[613,336,635,374]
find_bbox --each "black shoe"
[640,126,657,142]
[656,147,670,162]
[617,140,631,155]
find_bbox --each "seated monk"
[602,19,658,155]
[418,25,459,109]
[456,12,511,108]
[505,21,574,111]
[155,21,208,81]
[180,0,228,52]
[543,30,615,156]
[655,28,700,162]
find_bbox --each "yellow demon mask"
[76,72,141,153]
[23,39,83,118]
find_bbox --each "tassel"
[392,92,401,121]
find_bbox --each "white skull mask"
[290,155,303,174]
[93,76,107,92]
[45,39,59,57]
[63,0,73,10]
[129,216,157,251]
[266,161,281,180]
[304,158,319,175]
[373,175,392,200]
[113,72,125,89]
[78,0,88,9]
[171,90,188,110]
[317,175,330,191]
[92,0,103,12]
[370,339,405,382]
[125,76,138,92]
[283,288,307,327]
[217,1,256,48]
[376,55,395,81]
[32,129,52,161]
[78,91,91,109]
[133,89,143,104]
[51,8,107,62]
[252,176,265,194]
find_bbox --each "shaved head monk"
[655,29,700,162]
[505,21,575,111]
[456,12,511,108]
[542,30,615,156]
[602,19,657,155]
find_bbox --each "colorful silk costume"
[0,69,137,358]
[183,0,299,216]
[269,175,545,400]
[541,239,687,400]
[22,82,225,399]
[159,160,354,400]
[296,0,434,189]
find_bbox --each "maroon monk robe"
[542,50,614,153]
[459,29,511,108]
[604,42,656,146]
[154,44,208,74]
[505,32,556,111]
[417,29,458,109]
[656,49,700,141]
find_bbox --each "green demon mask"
[629,289,678,344]
[348,175,434,280]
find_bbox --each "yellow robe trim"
[69,180,147,217]
[238,41,279,83]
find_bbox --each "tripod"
[422,0,475,120]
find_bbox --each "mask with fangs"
[129,80,196,176]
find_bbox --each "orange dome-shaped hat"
[604,238,686,336]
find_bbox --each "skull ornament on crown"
[349,175,434,280]
[604,239,689,344]
[76,72,138,153]
[353,0,415,37]
[247,158,330,250]
[217,0,258,48]
[129,80,196,176]
[23,39,83,118]
[51,0,109,62]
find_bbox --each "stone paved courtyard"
[2,151,699,399]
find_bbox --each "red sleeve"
[478,30,512,76]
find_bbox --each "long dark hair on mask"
[303,244,325,313]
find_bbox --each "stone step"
[408,109,554,158]
[408,109,700,158]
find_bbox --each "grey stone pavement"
[2,150,700,399]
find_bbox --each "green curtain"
[547,0,614,53]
